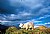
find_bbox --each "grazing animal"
[19,22,34,30]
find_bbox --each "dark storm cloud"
[0,0,30,14]
[0,0,50,16]
[0,0,50,27]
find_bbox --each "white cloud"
[11,14,15,16]
[38,17,44,19]
[18,12,32,16]
[34,21,42,23]
[44,15,50,17]
[45,22,50,24]
[34,26,39,28]
[6,14,22,20]
[38,15,50,20]
[34,24,45,28]
[0,20,12,25]
[0,20,11,22]
[9,0,44,8]
[35,24,44,25]
[31,19,42,23]
[38,7,50,16]
[8,0,50,17]
[31,3,43,9]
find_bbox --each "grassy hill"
[5,26,50,34]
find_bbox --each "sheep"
[19,22,34,30]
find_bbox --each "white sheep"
[19,22,34,30]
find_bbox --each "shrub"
[5,26,18,34]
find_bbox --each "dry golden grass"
[5,26,50,34]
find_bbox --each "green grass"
[5,27,50,34]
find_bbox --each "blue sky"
[0,0,50,28]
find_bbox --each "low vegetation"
[5,26,50,34]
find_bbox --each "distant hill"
[0,24,8,29]
[0,24,9,34]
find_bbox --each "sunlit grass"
[5,26,50,34]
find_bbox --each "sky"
[0,0,50,28]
